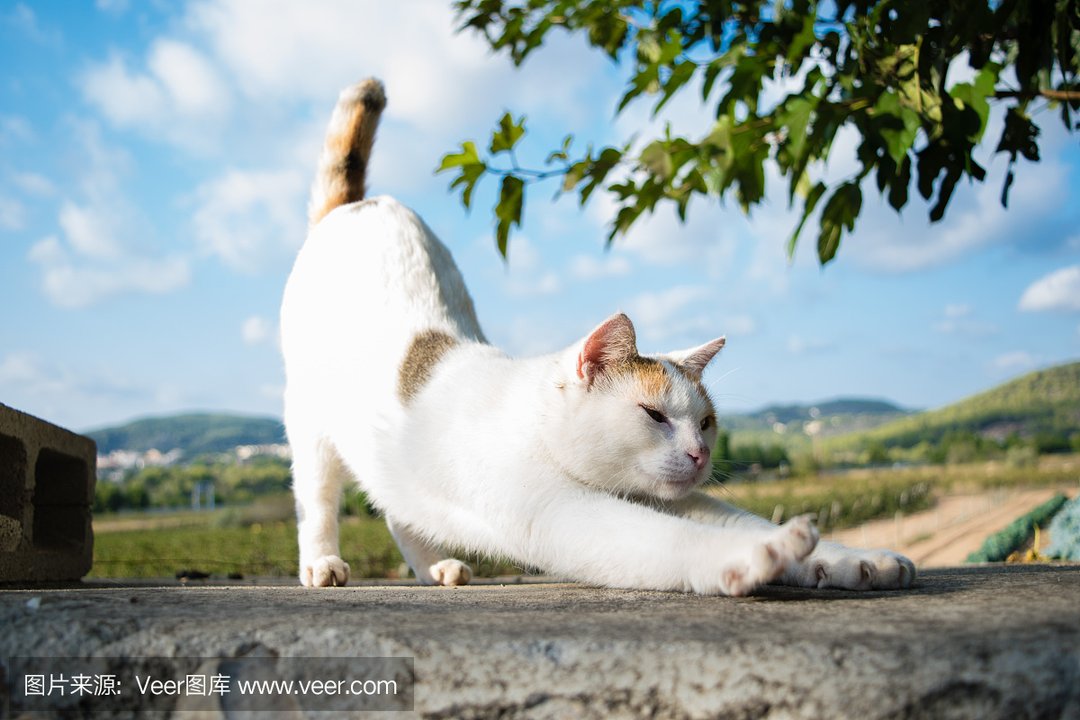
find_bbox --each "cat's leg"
[291,433,352,587]
[665,491,916,590]
[495,489,819,596]
[385,517,472,586]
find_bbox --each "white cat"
[280,79,916,595]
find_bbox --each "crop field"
[90,455,1080,579]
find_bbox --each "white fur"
[280,84,916,595]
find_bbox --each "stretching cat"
[280,78,916,595]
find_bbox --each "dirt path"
[826,486,1077,567]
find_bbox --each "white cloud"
[242,315,272,345]
[934,302,997,336]
[58,201,122,259]
[28,235,190,308]
[0,196,25,230]
[95,0,129,14]
[0,115,33,145]
[627,285,726,347]
[5,4,60,46]
[991,351,1037,373]
[27,123,192,307]
[602,197,741,272]
[787,334,834,356]
[80,40,230,148]
[944,303,972,319]
[80,53,164,127]
[192,168,307,270]
[721,315,757,336]
[1018,265,1080,312]
[0,351,162,430]
[183,0,606,141]
[498,236,562,297]
[11,172,55,196]
[569,253,632,280]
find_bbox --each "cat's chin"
[651,475,701,500]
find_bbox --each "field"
[90,455,1080,579]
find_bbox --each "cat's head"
[551,313,725,501]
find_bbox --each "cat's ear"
[665,336,726,380]
[576,313,638,387]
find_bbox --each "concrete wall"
[0,402,96,582]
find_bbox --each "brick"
[0,403,96,582]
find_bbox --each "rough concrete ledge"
[1,565,1078,719]
[0,403,96,582]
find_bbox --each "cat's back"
[281,195,483,368]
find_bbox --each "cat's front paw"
[802,547,915,590]
[428,558,472,586]
[301,555,350,587]
[721,515,819,596]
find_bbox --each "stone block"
[0,402,96,582]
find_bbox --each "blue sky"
[1,1,1078,432]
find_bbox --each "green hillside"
[825,361,1080,456]
[87,413,284,457]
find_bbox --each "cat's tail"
[307,78,387,226]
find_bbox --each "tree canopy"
[438,0,1079,264]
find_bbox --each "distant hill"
[719,398,910,441]
[826,361,1080,452]
[87,413,285,457]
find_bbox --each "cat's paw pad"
[428,558,472,586]
[812,549,915,590]
[301,555,350,587]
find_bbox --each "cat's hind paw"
[428,558,472,586]
[720,515,819,596]
[808,548,915,590]
[301,555,350,587]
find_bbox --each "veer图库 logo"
[1,656,413,713]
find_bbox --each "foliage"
[90,513,523,580]
[87,413,284,456]
[90,516,398,579]
[441,0,1079,263]
[965,493,1068,563]
[1045,495,1080,560]
[94,457,293,512]
[722,472,932,532]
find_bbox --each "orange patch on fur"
[602,356,671,399]
[310,79,386,225]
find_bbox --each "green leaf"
[787,181,826,258]
[654,60,696,115]
[546,134,574,164]
[438,141,486,209]
[873,92,920,166]
[639,141,673,180]
[816,183,862,264]
[887,155,912,212]
[489,113,526,154]
[948,63,1000,143]
[437,140,481,171]
[579,147,624,204]
[494,174,525,258]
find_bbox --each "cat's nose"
[687,447,709,469]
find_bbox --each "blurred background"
[1,1,1078,579]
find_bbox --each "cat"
[280,78,916,595]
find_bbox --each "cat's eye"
[700,416,712,431]
[640,405,667,424]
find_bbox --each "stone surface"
[1,565,1078,718]
[0,403,96,582]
